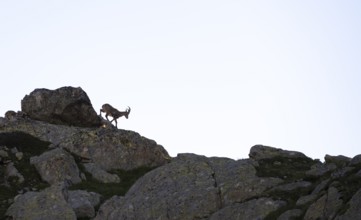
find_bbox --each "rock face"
[21,86,101,127]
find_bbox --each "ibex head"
[124,106,131,119]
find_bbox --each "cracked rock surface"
[96,153,284,220]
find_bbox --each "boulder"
[105,154,221,220]
[5,162,25,184]
[6,183,76,220]
[83,163,120,183]
[67,190,101,218]
[249,145,309,161]
[30,148,81,185]
[21,86,101,127]
[96,153,283,220]
[94,196,124,220]
[325,154,351,167]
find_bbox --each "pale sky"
[1,1,361,160]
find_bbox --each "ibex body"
[100,104,131,128]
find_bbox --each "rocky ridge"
[1,87,361,220]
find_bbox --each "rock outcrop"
[6,183,77,220]
[2,87,361,219]
[1,115,170,171]
[21,86,101,127]
[93,145,361,220]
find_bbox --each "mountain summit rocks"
[2,87,361,219]
[21,86,101,127]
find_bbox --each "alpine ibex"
[100,104,131,128]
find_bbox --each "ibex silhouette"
[100,104,131,128]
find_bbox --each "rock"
[296,194,318,206]
[105,154,221,220]
[336,188,361,219]
[277,209,303,220]
[209,198,287,220]
[350,154,361,166]
[304,193,327,219]
[324,187,343,219]
[97,154,283,220]
[311,179,330,195]
[208,156,283,206]
[356,169,361,177]
[249,145,309,161]
[63,128,171,171]
[83,163,120,183]
[306,163,337,178]
[6,87,361,219]
[5,183,76,220]
[325,154,351,167]
[15,152,24,160]
[2,119,170,171]
[11,147,18,153]
[21,86,101,127]
[94,196,124,220]
[304,186,343,219]
[0,149,8,158]
[30,148,81,185]
[67,190,101,218]
[5,162,25,183]
[4,110,17,120]
[331,167,355,179]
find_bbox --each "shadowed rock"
[249,145,309,160]
[6,183,76,220]
[21,86,101,127]
[68,190,101,218]
[2,119,170,171]
[30,148,81,185]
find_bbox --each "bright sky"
[1,1,361,160]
